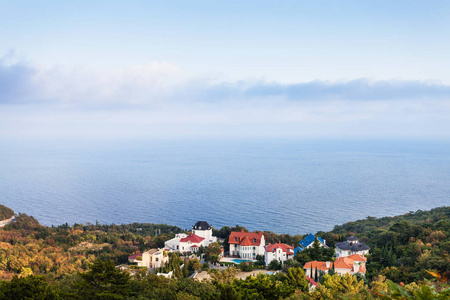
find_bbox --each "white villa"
[178,233,205,253]
[192,221,218,246]
[164,233,188,252]
[164,221,218,253]
[128,248,168,270]
[264,242,295,266]
[335,236,370,257]
[229,230,265,259]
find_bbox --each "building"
[264,242,295,266]
[303,254,367,277]
[164,220,218,253]
[294,233,327,255]
[229,230,265,259]
[335,236,370,257]
[192,221,218,246]
[128,248,168,270]
[179,233,205,253]
[164,233,188,252]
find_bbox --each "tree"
[255,254,265,266]
[205,242,222,264]
[74,260,131,299]
[182,259,189,278]
[285,267,309,292]
[0,275,61,300]
[187,258,202,272]
[312,273,369,299]
[232,274,294,299]
[310,237,322,260]
[268,259,282,270]
[218,226,232,239]
[239,262,253,272]
[208,267,238,285]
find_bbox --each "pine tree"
[311,238,321,260]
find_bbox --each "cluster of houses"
[128,221,370,278]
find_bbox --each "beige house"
[303,254,367,277]
[129,248,168,270]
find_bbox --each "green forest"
[0,205,448,299]
[0,204,14,220]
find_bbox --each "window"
[156,258,159,261]
[253,247,255,250]
[235,237,237,241]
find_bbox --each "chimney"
[326,261,330,268]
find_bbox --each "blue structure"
[294,233,327,256]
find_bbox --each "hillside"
[0,204,14,220]
[0,206,448,299]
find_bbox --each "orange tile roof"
[346,254,367,262]
[229,231,264,246]
[334,257,354,270]
[303,257,366,274]
[303,261,330,271]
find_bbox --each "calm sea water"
[0,139,449,235]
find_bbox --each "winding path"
[0,215,16,227]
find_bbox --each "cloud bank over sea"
[1,59,450,139]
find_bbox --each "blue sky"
[1,1,450,139]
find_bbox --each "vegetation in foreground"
[0,205,448,299]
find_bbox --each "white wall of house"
[264,248,293,266]
[335,247,369,257]
[192,228,217,246]
[164,233,187,251]
[179,240,202,253]
[239,245,259,259]
[230,234,265,258]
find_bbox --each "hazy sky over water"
[1,1,450,139]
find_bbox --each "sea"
[0,138,449,235]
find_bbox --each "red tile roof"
[180,233,205,243]
[229,231,264,246]
[240,236,253,246]
[264,242,294,254]
[128,253,142,260]
[306,276,318,286]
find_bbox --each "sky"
[1,0,450,139]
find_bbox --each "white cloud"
[1,60,450,139]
